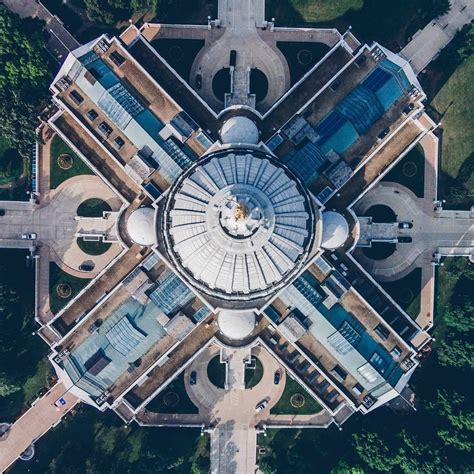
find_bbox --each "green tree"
[428,390,474,452]
[0,10,52,156]
[443,305,474,332]
[353,431,401,472]
[457,24,474,60]
[421,0,450,19]
[83,0,157,24]
[437,337,474,369]
[0,373,21,397]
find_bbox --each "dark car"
[330,79,341,91]
[274,370,281,385]
[195,74,202,89]
[377,128,390,140]
[398,236,412,243]
[403,103,415,115]
[190,371,197,386]
[79,263,94,272]
[230,49,237,67]
[0,209,5,216]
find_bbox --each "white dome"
[218,310,256,340]
[220,117,259,145]
[321,211,349,249]
[164,149,315,300]
[127,207,155,246]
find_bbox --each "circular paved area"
[354,182,474,281]
[184,344,285,424]
[190,29,290,113]
[40,175,123,277]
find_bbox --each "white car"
[20,233,37,240]
[255,400,268,413]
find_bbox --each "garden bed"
[146,372,198,414]
[381,267,422,319]
[49,262,91,314]
[77,238,111,256]
[271,375,322,415]
[76,198,112,217]
[383,144,425,198]
[50,135,94,189]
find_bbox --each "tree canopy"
[82,0,158,24]
[0,10,52,156]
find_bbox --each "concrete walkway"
[354,183,474,280]
[184,344,285,474]
[0,175,122,274]
[401,0,474,74]
[1,0,79,62]
[0,382,78,472]
[190,0,290,113]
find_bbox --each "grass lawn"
[434,257,473,344]
[266,0,448,49]
[77,238,112,256]
[383,144,425,198]
[276,42,330,85]
[50,135,94,189]
[266,0,362,23]
[146,372,198,414]
[207,355,226,389]
[244,356,264,389]
[49,262,91,314]
[271,374,322,415]
[76,198,112,217]
[151,39,204,83]
[381,268,422,320]
[432,57,474,209]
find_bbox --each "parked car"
[0,209,5,216]
[190,371,197,386]
[255,399,268,413]
[230,49,237,67]
[273,370,281,385]
[403,103,415,115]
[398,222,413,229]
[20,233,37,240]
[79,263,94,271]
[377,128,390,140]
[398,236,412,243]
[195,74,202,89]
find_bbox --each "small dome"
[220,117,259,145]
[127,207,155,246]
[218,310,256,340]
[321,211,349,249]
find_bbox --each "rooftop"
[163,147,317,304]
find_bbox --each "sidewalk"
[401,0,474,73]
[0,382,78,472]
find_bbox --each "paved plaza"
[401,0,474,73]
